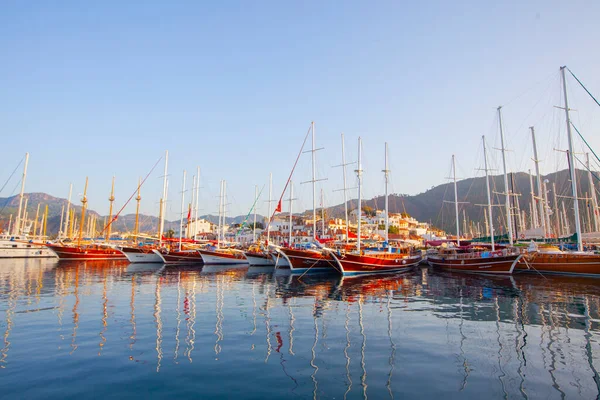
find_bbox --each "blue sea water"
[1,259,600,399]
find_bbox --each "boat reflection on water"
[2,262,600,398]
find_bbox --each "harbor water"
[1,259,600,399]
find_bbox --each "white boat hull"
[245,254,275,266]
[199,252,248,265]
[122,250,164,263]
[0,243,56,259]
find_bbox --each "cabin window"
[12,245,17,248]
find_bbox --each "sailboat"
[244,182,276,266]
[427,136,522,274]
[329,139,422,276]
[274,122,338,273]
[154,169,204,264]
[0,153,56,259]
[520,66,600,275]
[47,177,127,260]
[198,180,248,265]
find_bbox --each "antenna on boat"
[497,106,514,245]
[561,66,583,251]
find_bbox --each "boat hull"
[276,248,337,273]
[0,242,56,259]
[120,247,164,263]
[331,252,422,276]
[47,245,127,261]
[427,253,522,274]
[199,249,248,265]
[152,249,204,264]
[244,251,275,266]
[518,252,600,276]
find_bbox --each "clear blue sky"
[1,1,599,221]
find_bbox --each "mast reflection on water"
[0,261,600,398]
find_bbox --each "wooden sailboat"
[154,169,204,264]
[275,122,338,273]
[329,139,422,276]
[427,136,521,274]
[48,177,126,260]
[198,180,248,265]
[244,182,276,266]
[520,66,600,275]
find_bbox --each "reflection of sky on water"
[1,259,600,399]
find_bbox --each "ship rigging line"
[0,156,23,197]
[570,122,600,166]
[235,185,265,236]
[99,156,163,237]
[567,67,600,110]
[266,126,312,231]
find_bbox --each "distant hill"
[0,168,596,236]
[0,193,266,236]
[325,168,598,234]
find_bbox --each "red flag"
[187,203,192,222]
[275,199,282,213]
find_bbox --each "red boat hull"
[517,252,600,276]
[331,252,422,275]
[154,249,204,264]
[277,248,338,272]
[427,253,522,274]
[48,244,126,260]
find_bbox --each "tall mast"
[33,203,40,240]
[266,173,272,245]
[498,107,513,245]
[190,174,196,239]
[58,205,65,240]
[63,183,73,240]
[356,137,363,252]
[106,176,115,242]
[159,150,169,246]
[586,153,599,232]
[320,188,325,237]
[561,66,583,251]
[482,136,495,251]
[289,181,294,246]
[530,127,546,237]
[311,121,317,241]
[528,169,538,228]
[383,142,390,244]
[452,155,460,247]
[223,181,227,244]
[253,185,258,243]
[341,135,349,244]
[42,205,48,239]
[134,178,142,243]
[553,182,561,237]
[13,152,29,236]
[179,170,186,251]
[77,177,88,247]
[217,180,223,247]
[195,166,200,241]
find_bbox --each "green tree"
[363,205,376,217]
[388,226,400,234]
[166,229,175,238]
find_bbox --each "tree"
[363,205,376,217]
[388,226,400,234]
[166,229,175,238]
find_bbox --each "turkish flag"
[187,204,192,221]
[275,200,282,213]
